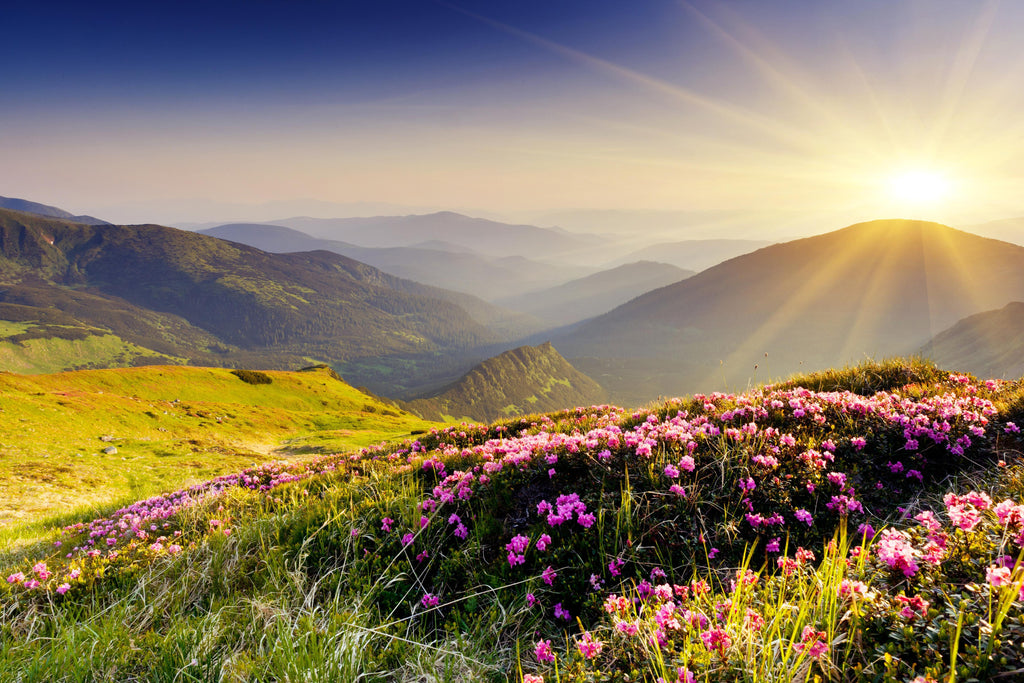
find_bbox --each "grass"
[4,358,1024,681]
[0,365,435,546]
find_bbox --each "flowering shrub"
[5,361,1024,681]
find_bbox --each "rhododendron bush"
[5,362,1024,681]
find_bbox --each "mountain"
[494,261,694,325]
[554,219,1024,404]
[201,222,596,301]
[269,212,602,260]
[0,208,508,393]
[400,342,607,422]
[0,195,110,225]
[964,217,1024,246]
[920,301,1024,379]
[606,238,773,272]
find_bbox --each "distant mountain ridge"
[201,222,596,302]
[400,342,607,422]
[0,196,110,225]
[494,261,694,325]
[920,301,1024,379]
[0,208,511,393]
[554,219,1024,404]
[607,238,773,272]
[272,211,595,257]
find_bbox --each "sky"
[4,0,1024,237]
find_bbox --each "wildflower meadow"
[4,359,1024,681]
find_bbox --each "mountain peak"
[401,343,607,422]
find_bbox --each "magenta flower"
[536,533,552,552]
[553,602,572,621]
[381,517,394,533]
[542,566,557,585]
[534,639,554,662]
[576,631,604,659]
[421,592,440,608]
[794,509,813,526]
[401,533,414,546]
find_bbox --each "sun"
[885,169,953,206]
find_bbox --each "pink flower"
[794,509,813,526]
[421,592,440,608]
[401,533,414,546]
[577,631,604,659]
[896,594,929,620]
[664,464,680,478]
[381,517,393,533]
[876,529,919,577]
[553,602,572,621]
[678,455,696,472]
[987,565,1013,588]
[536,533,552,552]
[794,625,829,659]
[523,675,544,683]
[56,583,70,595]
[700,627,731,655]
[542,566,557,585]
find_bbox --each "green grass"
[0,333,183,374]
[0,365,436,545]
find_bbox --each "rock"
[99,435,115,442]
[103,446,118,455]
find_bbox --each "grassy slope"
[402,342,607,422]
[6,359,1024,681]
[0,365,435,534]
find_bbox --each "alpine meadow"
[7,2,1024,683]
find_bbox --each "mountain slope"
[0,195,110,225]
[199,223,549,332]
[201,222,595,300]
[0,208,502,388]
[271,211,598,258]
[0,364,432,526]
[401,342,607,422]
[607,238,773,271]
[921,301,1024,379]
[555,219,1024,403]
[494,261,693,325]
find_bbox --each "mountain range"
[0,196,110,226]
[0,207,529,395]
[199,222,596,301]
[494,261,693,326]
[920,301,1024,380]
[554,219,1024,404]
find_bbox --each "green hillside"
[401,342,607,421]
[0,208,504,393]
[0,365,434,533]
[5,360,1024,682]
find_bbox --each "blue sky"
[4,0,1023,234]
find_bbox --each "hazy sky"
[4,0,1024,234]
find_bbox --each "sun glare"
[885,170,953,205]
